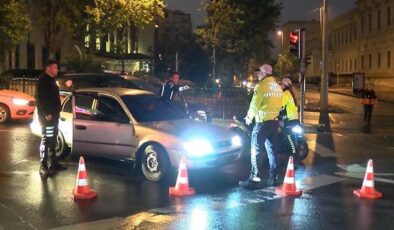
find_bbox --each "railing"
[0,77,250,119]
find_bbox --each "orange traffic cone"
[72,157,97,201]
[169,156,195,196]
[275,156,302,197]
[353,159,382,199]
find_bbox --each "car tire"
[140,144,170,182]
[0,103,10,124]
[55,131,70,159]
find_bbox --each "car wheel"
[55,131,70,159]
[141,144,170,182]
[0,104,10,123]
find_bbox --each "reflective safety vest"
[282,90,299,121]
[247,76,283,122]
[361,89,377,105]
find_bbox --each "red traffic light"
[290,32,299,44]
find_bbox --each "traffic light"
[289,31,300,58]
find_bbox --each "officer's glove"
[245,116,253,126]
[179,85,190,92]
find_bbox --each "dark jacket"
[361,89,377,105]
[36,73,61,118]
[159,80,179,100]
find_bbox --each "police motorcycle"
[229,114,309,163]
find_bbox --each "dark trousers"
[250,120,279,178]
[364,105,373,122]
[39,116,59,165]
[284,119,299,161]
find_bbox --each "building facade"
[1,10,154,74]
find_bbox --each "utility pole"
[320,0,329,111]
[299,29,306,124]
[175,51,179,72]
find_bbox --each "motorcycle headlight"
[183,139,213,157]
[292,125,303,134]
[12,98,29,106]
[232,135,242,147]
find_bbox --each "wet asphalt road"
[1,90,394,230]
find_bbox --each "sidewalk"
[328,86,358,98]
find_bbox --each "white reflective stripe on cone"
[288,164,294,171]
[179,163,187,170]
[284,176,295,184]
[78,164,86,172]
[366,167,373,173]
[77,179,88,186]
[177,177,188,184]
[362,179,374,188]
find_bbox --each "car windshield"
[128,78,157,93]
[121,95,189,122]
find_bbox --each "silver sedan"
[30,88,242,181]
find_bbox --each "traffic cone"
[275,156,302,197]
[169,156,195,196]
[353,159,382,199]
[72,157,97,201]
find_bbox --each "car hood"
[0,90,35,100]
[141,119,234,141]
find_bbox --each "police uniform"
[36,72,62,173]
[244,76,283,186]
[282,89,299,158]
[160,80,179,100]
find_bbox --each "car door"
[72,92,138,159]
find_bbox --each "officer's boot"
[49,152,67,171]
[39,161,55,177]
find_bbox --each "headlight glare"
[232,135,242,147]
[183,139,213,157]
[292,125,303,134]
[12,98,29,106]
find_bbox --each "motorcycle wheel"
[297,140,309,161]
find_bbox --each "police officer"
[36,60,67,177]
[159,72,189,101]
[361,84,377,123]
[280,77,299,162]
[239,64,283,189]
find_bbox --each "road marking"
[50,174,344,230]
[0,129,32,134]
[307,140,337,157]
[299,175,345,190]
[335,172,394,184]
[337,164,394,176]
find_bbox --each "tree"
[30,0,87,60]
[274,52,300,78]
[86,0,165,71]
[0,0,31,62]
[197,0,282,82]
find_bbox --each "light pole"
[277,30,284,54]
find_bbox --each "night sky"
[165,0,356,27]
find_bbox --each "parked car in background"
[0,89,36,123]
[30,88,242,181]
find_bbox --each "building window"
[361,55,364,69]
[354,27,357,40]
[388,50,391,67]
[350,59,352,71]
[355,58,357,71]
[369,54,372,69]
[378,52,381,68]
[388,6,392,26]
[346,60,348,72]
[361,16,364,34]
[369,13,372,32]
[27,43,35,69]
[378,10,381,29]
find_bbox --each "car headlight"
[292,125,303,134]
[12,98,29,106]
[232,135,242,147]
[183,139,213,157]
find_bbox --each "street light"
[277,30,284,54]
